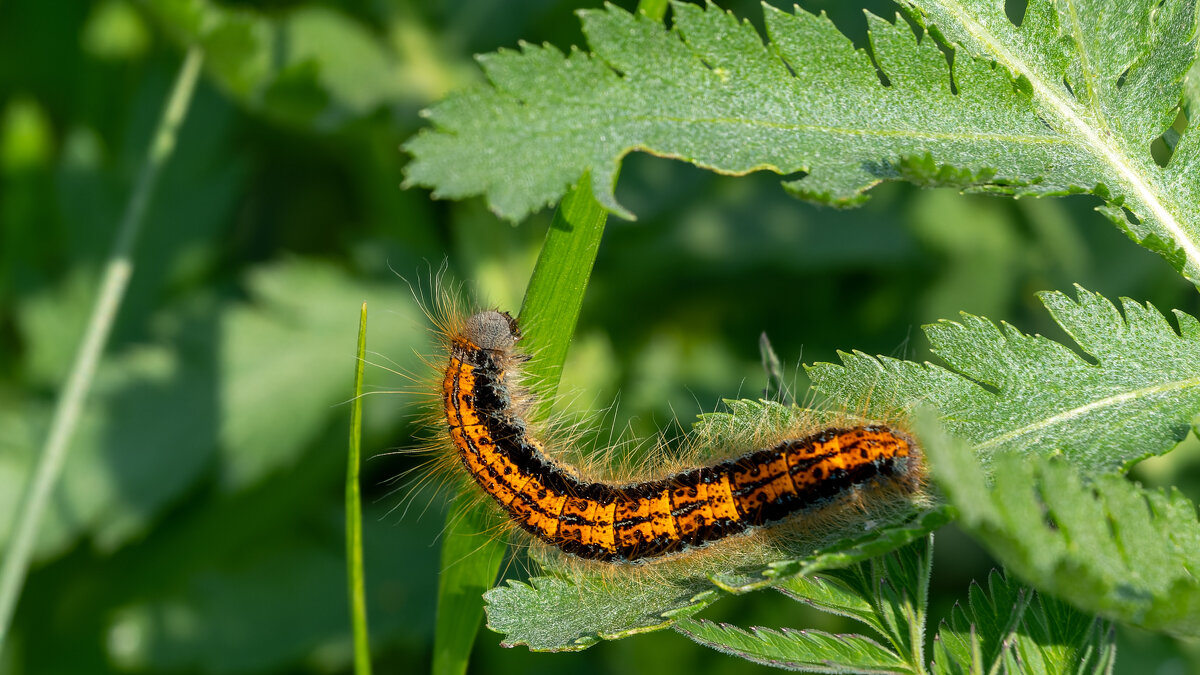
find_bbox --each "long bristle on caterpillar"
[440,309,924,564]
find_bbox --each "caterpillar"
[440,309,922,564]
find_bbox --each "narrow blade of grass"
[0,46,205,646]
[346,302,372,675]
[518,171,611,420]
[432,501,508,675]
[431,175,611,675]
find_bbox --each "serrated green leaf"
[776,574,891,640]
[484,570,720,652]
[755,507,953,594]
[902,0,1200,282]
[930,569,1115,675]
[403,0,1200,284]
[1013,593,1116,675]
[809,286,1200,474]
[869,537,932,667]
[933,569,1031,675]
[921,415,1200,638]
[674,619,913,674]
[691,399,814,451]
[773,536,933,671]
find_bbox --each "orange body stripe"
[670,482,711,537]
[647,488,677,542]
[707,475,739,523]
[592,502,617,555]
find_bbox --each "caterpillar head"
[464,310,521,352]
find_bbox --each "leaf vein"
[974,374,1200,451]
[927,0,1200,276]
[635,115,1073,146]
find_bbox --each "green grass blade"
[0,45,204,647]
[346,302,372,675]
[431,166,612,675]
[432,501,507,675]
[518,172,610,419]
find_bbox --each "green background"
[1,0,1198,672]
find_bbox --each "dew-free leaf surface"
[921,416,1200,639]
[404,0,1200,283]
[930,569,1116,675]
[809,286,1200,474]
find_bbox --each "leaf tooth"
[581,3,687,79]
[866,11,953,95]
[764,3,879,91]
[1172,309,1200,339]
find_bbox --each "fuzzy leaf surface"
[904,0,1200,281]
[808,286,1200,474]
[404,1,1200,282]
[922,417,1200,638]
[673,620,912,674]
[667,537,931,673]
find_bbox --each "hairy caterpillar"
[439,309,923,564]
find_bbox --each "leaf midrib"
[636,115,1076,146]
[499,110,1075,147]
[974,373,1200,451]
[925,0,1200,275]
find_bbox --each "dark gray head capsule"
[463,311,520,351]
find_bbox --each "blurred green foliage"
[1,1,1198,674]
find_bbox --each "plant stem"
[909,534,933,675]
[347,303,372,675]
[0,46,204,647]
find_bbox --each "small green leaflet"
[930,569,1116,675]
[675,538,933,674]
[808,286,1200,474]
[403,0,1200,283]
[675,620,913,673]
[677,539,1116,674]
